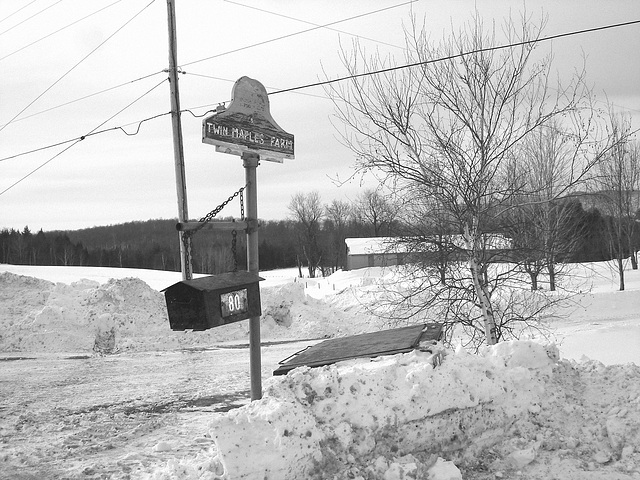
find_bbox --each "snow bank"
[0,271,381,354]
[151,341,557,479]
[2,263,640,479]
[0,272,169,353]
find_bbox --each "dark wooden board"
[273,323,442,375]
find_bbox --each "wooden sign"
[203,76,295,163]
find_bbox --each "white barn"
[345,235,513,271]
[344,237,409,271]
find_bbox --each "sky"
[1,0,639,232]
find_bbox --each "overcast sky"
[1,0,639,232]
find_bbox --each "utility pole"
[166,0,191,280]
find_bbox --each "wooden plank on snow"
[273,323,442,376]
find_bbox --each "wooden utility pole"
[166,0,191,280]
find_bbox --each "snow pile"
[1,262,640,480]
[148,341,561,479]
[0,271,381,354]
[0,272,169,353]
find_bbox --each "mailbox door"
[165,287,207,331]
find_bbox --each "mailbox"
[162,271,264,331]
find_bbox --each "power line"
[3,17,640,166]
[181,0,417,67]
[184,71,328,100]
[268,19,640,97]
[0,0,157,134]
[224,0,407,51]
[0,0,39,26]
[0,0,124,62]
[0,96,169,163]
[0,78,167,197]
[0,70,166,129]
[0,0,62,37]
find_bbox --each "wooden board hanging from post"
[202,76,295,163]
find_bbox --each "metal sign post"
[201,77,295,400]
[243,151,261,399]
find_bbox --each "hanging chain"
[240,189,245,220]
[230,189,244,272]
[181,185,246,277]
[231,230,238,272]
[192,186,246,235]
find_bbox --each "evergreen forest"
[1,199,639,276]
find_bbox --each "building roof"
[345,237,409,255]
[345,234,512,255]
[162,271,264,292]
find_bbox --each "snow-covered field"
[1,261,639,479]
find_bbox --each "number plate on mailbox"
[220,288,249,317]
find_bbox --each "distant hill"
[572,191,640,213]
[47,217,301,273]
[51,218,179,250]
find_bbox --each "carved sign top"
[202,76,294,162]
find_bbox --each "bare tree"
[326,12,605,347]
[325,199,352,271]
[629,141,640,268]
[508,123,588,291]
[288,191,325,278]
[354,188,400,236]
[592,112,640,289]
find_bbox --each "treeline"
[1,200,637,274]
[0,219,299,273]
[0,217,353,274]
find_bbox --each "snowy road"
[0,341,314,480]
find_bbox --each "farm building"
[344,235,513,271]
[344,237,410,271]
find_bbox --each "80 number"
[227,293,242,313]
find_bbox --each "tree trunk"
[469,255,498,345]
[296,255,303,278]
[617,256,625,291]
[464,225,498,345]
[548,262,556,291]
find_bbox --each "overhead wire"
[0,108,171,164]
[0,70,166,129]
[0,0,125,62]
[0,0,62,37]
[181,0,417,67]
[1,80,170,163]
[0,0,39,26]
[223,0,407,51]
[1,0,409,128]
[0,0,157,134]
[3,17,640,166]
[267,18,640,97]
[183,71,328,100]
[0,78,168,197]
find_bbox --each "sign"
[203,76,295,163]
[220,288,248,318]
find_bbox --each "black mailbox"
[162,271,264,331]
